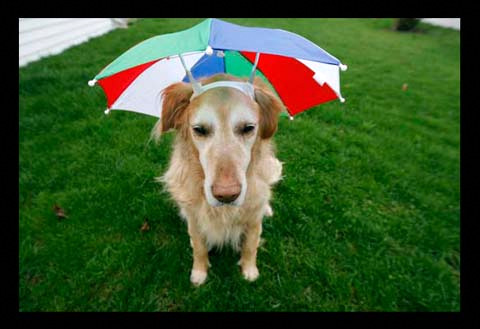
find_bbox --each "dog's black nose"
[214,192,240,204]
[212,184,241,204]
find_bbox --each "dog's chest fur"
[160,136,282,250]
[183,205,247,250]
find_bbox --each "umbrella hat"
[89,18,347,117]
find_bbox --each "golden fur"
[153,74,284,285]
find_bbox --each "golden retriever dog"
[152,73,284,286]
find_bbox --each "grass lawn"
[19,18,460,311]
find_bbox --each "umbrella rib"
[237,51,289,115]
[248,52,260,84]
[178,53,202,94]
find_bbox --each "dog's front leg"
[239,217,262,281]
[187,219,209,286]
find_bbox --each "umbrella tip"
[339,64,348,71]
[104,108,111,115]
[88,79,97,87]
[339,96,346,103]
[289,115,294,121]
[205,45,214,55]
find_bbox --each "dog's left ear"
[253,79,285,139]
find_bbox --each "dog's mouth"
[206,194,244,208]
[212,199,243,207]
[213,201,237,207]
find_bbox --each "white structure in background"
[19,18,130,67]
[421,18,460,30]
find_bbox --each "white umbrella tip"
[88,79,97,87]
[205,46,214,55]
[104,108,111,115]
[339,64,348,71]
[339,96,346,103]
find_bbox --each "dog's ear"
[160,82,194,132]
[253,79,284,139]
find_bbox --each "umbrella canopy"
[89,18,347,117]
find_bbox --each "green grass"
[19,18,460,311]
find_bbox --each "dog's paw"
[242,266,259,282]
[190,269,207,286]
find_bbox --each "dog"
[152,73,284,286]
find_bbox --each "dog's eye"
[240,124,256,135]
[192,125,209,137]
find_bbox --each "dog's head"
[155,74,284,207]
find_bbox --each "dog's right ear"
[253,77,285,139]
[160,82,193,132]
